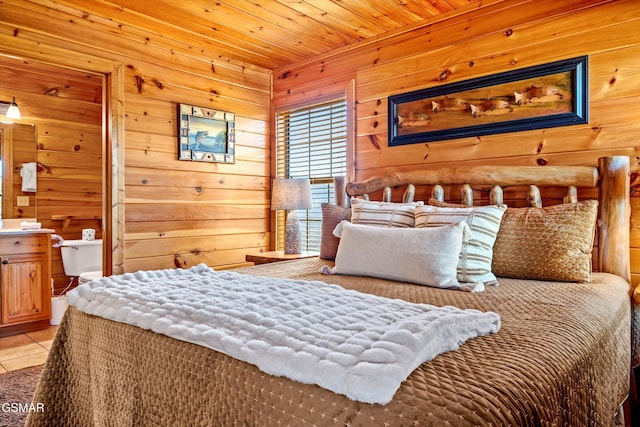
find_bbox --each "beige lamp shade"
[271,178,312,254]
[271,178,313,211]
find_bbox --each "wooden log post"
[346,165,598,194]
[490,185,503,206]
[333,176,349,208]
[431,185,444,202]
[528,185,542,208]
[564,186,578,204]
[402,184,415,203]
[461,184,473,206]
[598,156,630,282]
[382,187,392,202]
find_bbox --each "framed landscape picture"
[178,104,235,163]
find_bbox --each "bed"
[27,156,635,426]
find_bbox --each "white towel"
[20,162,37,192]
[20,221,41,230]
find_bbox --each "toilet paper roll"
[82,228,96,241]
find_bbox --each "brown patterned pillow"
[491,200,598,283]
[320,203,351,260]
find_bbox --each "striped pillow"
[351,199,423,228]
[415,204,507,284]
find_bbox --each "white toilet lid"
[79,270,103,282]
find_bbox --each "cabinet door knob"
[2,259,8,265]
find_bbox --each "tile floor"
[0,326,57,373]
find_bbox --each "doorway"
[0,52,123,289]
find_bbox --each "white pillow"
[415,205,507,285]
[333,221,470,289]
[350,199,423,228]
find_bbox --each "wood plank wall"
[1,0,271,286]
[273,0,640,284]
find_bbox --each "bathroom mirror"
[0,123,37,219]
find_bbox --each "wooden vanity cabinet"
[0,232,52,337]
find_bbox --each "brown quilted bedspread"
[27,258,630,426]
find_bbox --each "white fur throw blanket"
[67,264,501,404]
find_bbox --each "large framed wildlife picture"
[388,56,588,146]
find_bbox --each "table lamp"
[271,178,313,254]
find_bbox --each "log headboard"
[344,156,631,283]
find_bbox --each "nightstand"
[245,251,319,265]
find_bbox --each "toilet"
[51,238,102,325]
[60,239,103,284]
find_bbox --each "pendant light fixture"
[5,97,21,120]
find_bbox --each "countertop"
[0,228,56,235]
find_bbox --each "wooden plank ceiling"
[46,0,484,71]
[0,0,488,108]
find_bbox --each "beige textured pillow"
[333,221,469,289]
[350,199,423,228]
[320,203,351,260]
[415,204,506,285]
[491,200,598,283]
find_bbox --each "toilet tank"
[60,239,102,277]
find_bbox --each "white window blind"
[275,99,347,252]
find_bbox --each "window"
[275,99,347,252]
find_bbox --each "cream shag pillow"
[415,204,507,285]
[350,199,423,228]
[333,221,469,289]
[491,200,598,283]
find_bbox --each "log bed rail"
[345,156,631,283]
